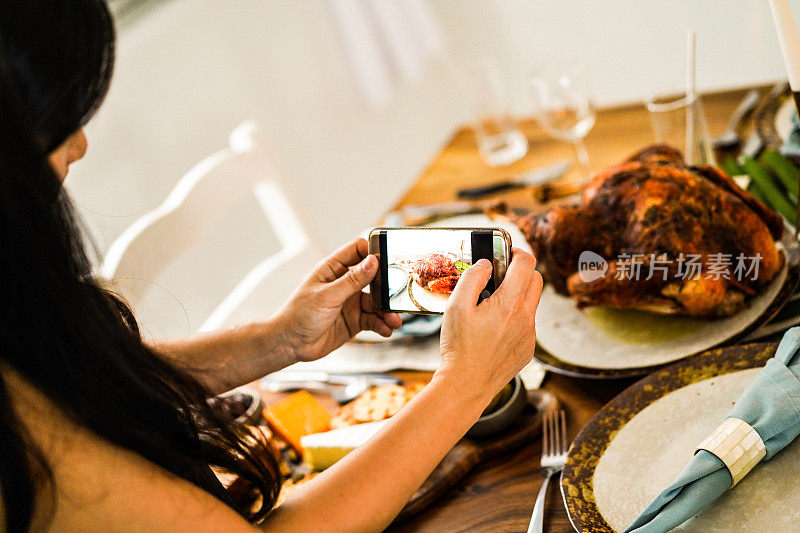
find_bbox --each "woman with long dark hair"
[0,1,543,531]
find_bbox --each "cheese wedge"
[300,420,388,470]
[263,390,332,454]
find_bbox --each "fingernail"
[476,259,491,269]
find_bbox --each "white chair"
[101,121,323,338]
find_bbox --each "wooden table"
[383,85,775,532]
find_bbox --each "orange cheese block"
[263,390,332,454]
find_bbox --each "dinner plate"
[532,227,800,379]
[560,341,800,532]
[387,265,409,299]
[407,274,450,312]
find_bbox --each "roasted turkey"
[411,254,461,294]
[490,145,784,317]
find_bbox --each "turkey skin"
[489,145,784,317]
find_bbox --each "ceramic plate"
[560,341,800,532]
[407,275,451,312]
[532,226,800,379]
[388,265,409,299]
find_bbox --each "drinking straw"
[768,0,800,232]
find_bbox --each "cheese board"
[260,383,555,522]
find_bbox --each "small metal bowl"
[467,375,527,437]
[212,387,265,426]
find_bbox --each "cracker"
[330,383,427,429]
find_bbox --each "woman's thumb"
[448,259,493,310]
[327,254,378,302]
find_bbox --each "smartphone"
[368,227,512,314]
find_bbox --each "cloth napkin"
[781,111,800,158]
[625,327,800,533]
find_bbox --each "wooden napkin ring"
[696,417,766,487]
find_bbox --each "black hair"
[0,2,281,531]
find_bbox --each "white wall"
[64,0,790,333]
[68,0,460,258]
[434,0,787,113]
[69,0,790,257]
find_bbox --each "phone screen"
[378,228,496,313]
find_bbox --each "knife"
[383,201,482,226]
[456,160,572,199]
[260,372,402,404]
[261,371,400,388]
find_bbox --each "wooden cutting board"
[394,389,556,522]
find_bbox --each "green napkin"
[625,327,800,532]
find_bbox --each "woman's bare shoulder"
[3,369,257,533]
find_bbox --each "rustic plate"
[532,224,800,379]
[561,342,784,532]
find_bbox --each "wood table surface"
[380,84,777,533]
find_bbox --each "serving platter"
[417,213,800,379]
[560,341,800,532]
[532,229,800,379]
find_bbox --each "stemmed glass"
[529,60,596,178]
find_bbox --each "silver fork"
[527,409,568,533]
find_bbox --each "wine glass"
[529,60,596,178]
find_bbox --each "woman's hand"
[275,238,402,362]
[436,248,543,405]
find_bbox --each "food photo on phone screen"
[385,229,473,313]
